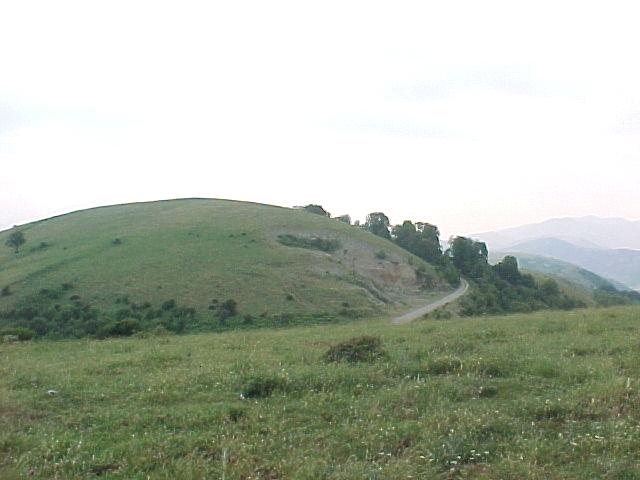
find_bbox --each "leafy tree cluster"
[361,213,460,286]
[446,239,585,315]
[0,285,198,339]
[459,275,584,316]
[302,204,331,217]
[364,212,391,240]
[357,212,586,314]
[392,221,442,264]
[447,237,492,279]
[390,220,460,286]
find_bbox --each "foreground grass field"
[2,306,640,479]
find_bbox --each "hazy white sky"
[2,1,640,237]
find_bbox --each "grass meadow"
[2,306,640,479]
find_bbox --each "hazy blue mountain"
[497,237,640,291]
[472,216,640,250]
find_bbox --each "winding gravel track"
[391,278,469,325]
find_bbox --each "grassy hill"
[0,199,448,336]
[2,305,640,478]
[489,251,640,308]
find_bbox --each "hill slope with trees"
[0,199,452,338]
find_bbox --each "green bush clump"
[0,327,36,341]
[227,407,246,422]
[0,286,10,297]
[478,385,498,398]
[428,308,452,320]
[161,299,176,311]
[277,234,341,253]
[324,335,386,363]
[99,319,140,337]
[39,288,61,300]
[218,299,238,323]
[426,356,463,375]
[0,288,201,339]
[241,375,288,399]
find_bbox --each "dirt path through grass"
[391,278,469,325]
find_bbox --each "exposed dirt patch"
[271,227,448,307]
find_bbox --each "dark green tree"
[392,220,441,262]
[218,299,238,325]
[493,255,521,284]
[303,204,331,217]
[415,222,442,262]
[365,212,391,240]
[335,214,351,224]
[448,236,489,278]
[5,230,26,254]
[392,220,418,251]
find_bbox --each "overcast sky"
[2,1,640,238]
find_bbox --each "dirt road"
[391,278,469,325]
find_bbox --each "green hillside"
[489,252,640,308]
[490,251,612,289]
[0,199,448,337]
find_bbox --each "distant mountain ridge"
[495,237,640,291]
[472,216,640,251]
[471,216,640,291]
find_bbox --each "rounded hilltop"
[0,198,448,337]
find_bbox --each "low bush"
[277,234,341,253]
[242,375,288,399]
[427,308,453,320]
[29,241,50,252]
[218,299,237,322]
[227,407,246,422]
[426,356,463,375]
[99,319,140,337]
[374,250,387,260]
[0,327,36,341]
[0,286,10,297]
[161,299,176,311]
[477,385,498,398]
[39,288,61,300]
[324,335,386,363]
